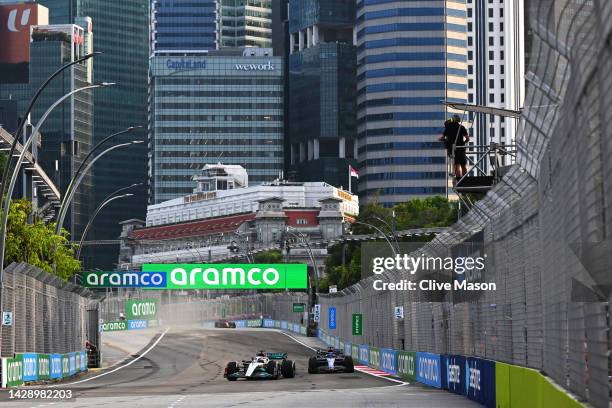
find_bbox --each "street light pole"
[55,126,142,232]
[0,52,101,218]
[55,140,144,235]
[0,83,113,282]
[353,221,398,256]
[369,215,400,250]
[76,193,134,260]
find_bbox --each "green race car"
[224,351,296,381]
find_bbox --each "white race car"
[225,351,295,380]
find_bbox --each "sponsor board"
[466,357,496,408]
[141,264,307,290]
[397,351,416,381]
[274,320,281,328]
[82,271,166,288]
[125,299,158,319]
[61,355,69,378]
[328,307,337,329]
[292,303,305,313]
[351,344,359,360]
[2,355,23,387]
[281,321,288,329]
[263,319,275,328]
[234,320,247,328]
[344,342,352,357]
[99,320,127,332]
[69,352,76,376]
[300,326,307,335]
[313,304,321,323]
[50,354,62,379]
[148,319,159,327]
[359,344,369,365]
[128,319,148,330]
[380,348,397,375]
[20,353,37,382]
[352,314,363,335]
[80,351,87,371]
[246,319,262,328]
[416,352,442,388]
[446,355,466,394]
[369,347,380,369]
[38,354,50,380]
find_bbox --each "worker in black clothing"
[439,114,469,179]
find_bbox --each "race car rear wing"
[265,352,288,359]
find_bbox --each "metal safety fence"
[0,263,91,358]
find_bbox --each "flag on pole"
[349,165,359,179]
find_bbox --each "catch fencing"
[0,263,91,358]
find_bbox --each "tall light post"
[56,126,143,232]
[77,193,134,260]
[55,140,144,235]
[352,221,398,256]
[0,83,114,281]
[369,215,400,251]
[0,52,101,218]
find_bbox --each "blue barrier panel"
[328,307,336,329]
[128,319,148,330]
[69,353,76,376]
[380,348,397,375]
[274,320,281,328]
[344,342,352,356]
[445,355,466,395]
[263,319,275,328]
[21,353,38,382]
[234,320,247,328]
[359,344,369,365]
[466,357,496,408]
[293,323,300,333]
[50,354,62,379]
[80,351,87,371]
[281,321,288,330]
[416,352,442,388]
[339,340,345,350]
[334,337,340,349]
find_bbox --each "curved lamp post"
[0,52,101,217]
[353,221,398,256]
[56,125,143,233]
[369,215,400,251]
[76,193,133,260]
[0,82,113,280]
[55,140,144,235]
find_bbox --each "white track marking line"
[277,330,408,385]
[52,327,171,386]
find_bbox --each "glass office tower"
[152,0,217,54]
[218,0,273,48]
[36,0,150,269]
[149,49,284,204]
[356,1,468,206]
[287,0,357,188]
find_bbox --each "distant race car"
[308,348,354,374]
[214,319,236,328]
[225,351,296,380]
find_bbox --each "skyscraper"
[217,0,273,49]
[36,0,150,270]
[466,0,525,163]
[149,49,284,204]
[287,0,357,188]
[151,0,217,54]
[356,1,468,206]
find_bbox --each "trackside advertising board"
[466,357,496,408]
[81,264,308,290]
[446,354,466,395]
[416,352,443,388]
[397,351,416,381]
[125,299,158,319]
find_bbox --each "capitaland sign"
[81,264,307,290]
[166,58,206,71]
[234,61,276,71]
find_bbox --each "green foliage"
[323,196,457,291]
[252,249,284,264]
[5,199,81,280]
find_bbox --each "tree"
[252,249,283,264]
[394,196,458,230]
[351,199,392,234]
[5,199,80,280]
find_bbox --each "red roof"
[130,213,256,241]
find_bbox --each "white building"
[466,0,525,162]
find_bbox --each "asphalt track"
[1,328,479,407]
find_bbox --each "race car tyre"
[281,359,295,378]
[226,362,238,381]
[343,356,355,373]
[308,356,319,374]
[266,360,279,379]
[215,322,221,328]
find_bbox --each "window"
[489,65,494,74]
[468,94,474,103]
[488,8,493,18]
[500,50,505,60]
[468,22,473,31]
[500,65,505,74]
[468,50,473,60]
[468,65,473,74]
[468,79,474,88]
[489,37,494,46]
[489,93,495,103]
[468,37,473,46]
[501,79,505,88]
[489,50,494,60]
[489,79,495,88]
[489,22,494,31]
[296,218,308,225]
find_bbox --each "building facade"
[217,0,273,49]
[466,0,525,163]
[0,19,94,240]
[151,0,217,55]
[355,1,468,206]
[287,0,357,189]
[35,0,150,270]
[119,164,357,272]
[149,49,284,204]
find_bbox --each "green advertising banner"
[38,354,50,381]
[351,344,359,360]
[246,319,262,328]
[2,355,23,387]
[352,314,363,335]
[369,347,380,370]
[397,351,416,382]
[125,299,158,320]
[141,264,308,290]
[292,303,305,313]
[100,321,128,332]
[61,355,69,378]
